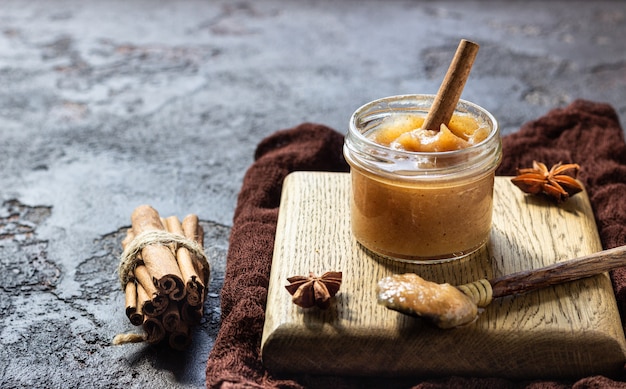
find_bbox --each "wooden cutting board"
[261,172,626,379]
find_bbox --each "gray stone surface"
[1,1,625,388]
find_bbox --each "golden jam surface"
[369,113,489,152]
[350,168,495,260]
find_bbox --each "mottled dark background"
[1,1,625,388]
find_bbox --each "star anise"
[285,271,342,309]
[511,160,583,203]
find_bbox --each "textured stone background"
[1,1,625,388]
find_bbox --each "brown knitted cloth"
[206,100,626,389]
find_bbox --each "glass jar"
[343,94,502,263]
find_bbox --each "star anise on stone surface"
[285,271,342,309]
[511,160,583,203]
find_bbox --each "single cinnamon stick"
[143,316,166,344]
[164,215,204,305]
[135,282,150,319]
[168,320,191,350]
[193,222,209,293]
[132,264,158,296]
[184,215,209,306]
[422,39,479,131]
[182,215,209,286]
[121,228,134,250]
[124,280,143,326]
[162,301,182,332]
[134,264,168,317]
[131,205,185,300]
[196,224,204,247]
[183,214,204,246]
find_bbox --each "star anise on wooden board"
[511,160,583,203]
[285,271,342,309]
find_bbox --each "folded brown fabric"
[206,100,626,389]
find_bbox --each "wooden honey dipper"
[377,245,626,329]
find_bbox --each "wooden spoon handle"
[489,245,626,299]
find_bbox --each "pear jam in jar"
[343,95,502,262]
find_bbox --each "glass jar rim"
[344,94,502,180]
[348,94,499,159]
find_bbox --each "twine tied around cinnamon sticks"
[112,205,210,350]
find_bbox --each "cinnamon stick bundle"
[114,205,210,350]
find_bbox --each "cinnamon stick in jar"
[131,205,185,301]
